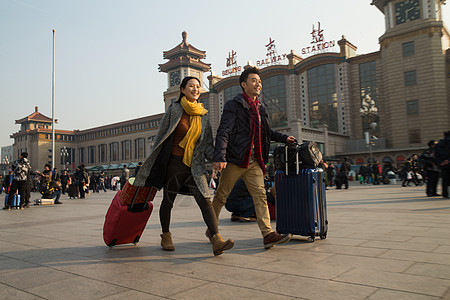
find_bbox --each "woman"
[134,76,234,256]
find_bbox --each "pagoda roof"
[15,106,57,124]
[162,31,207,60]
[159,56,211,73]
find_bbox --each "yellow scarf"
[179,96,208,167]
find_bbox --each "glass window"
[121,140,131,161]
[78,148,85,164]
[109,142,119,161]
[134,138,145,160]
[406,100,419,115]
[262,75,288,128]
[88,146,96,164]
[224,85,240,102]
[408,129,421,144]
[98,144,107,163]
[307,64,338,132]
[402,41,415,56]
[404,70,417,86]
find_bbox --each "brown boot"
[210,233,234,256]
[160,232,175,251]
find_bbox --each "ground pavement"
[0,181,450,299]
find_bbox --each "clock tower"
[159,31,211,110]
[371,0,450,148]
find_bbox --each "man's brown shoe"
[263,232,292,249]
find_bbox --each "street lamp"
[61,147,69,171]
[359,94,378,163]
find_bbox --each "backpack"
[13,158,30,181]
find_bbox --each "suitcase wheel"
[320,233,327,240]
[108,239,117,248]
[307,236,315,243]
[133,235,140,245]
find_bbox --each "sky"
[1,0,449,148]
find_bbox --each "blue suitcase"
[275,168,328,242]
[4,194,21,209]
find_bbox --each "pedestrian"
[74,165,88,199]
[372,161,381,185]
[359,163,369,184]
[52,168,60,181]
[23,168,37,208]
[37,164,63,204]
[134,76,234,255]
[99,171,107,192]
[3,152,31,210]
[2,171,13,196]
[419,140,440,197]
[60,169,69,194]
[435,131,450,198]
[120,164,130,190]
[90,172,99,193]
[337,157,350,189]
[211,67,295,249]
[135,162,143,176]
[327,164,335,186]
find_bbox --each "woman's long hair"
[177,76,201,102]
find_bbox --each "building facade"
[9,0,450,171]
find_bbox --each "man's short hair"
[45,163,51,169]
[445,131,450,137]
[428,140,435,147]
[21,152,28,158]
[239,67,260,90]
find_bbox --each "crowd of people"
[1,155,146,210]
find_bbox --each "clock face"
[170,70,181,87]
[395,0,421,25]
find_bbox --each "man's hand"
[286,136,296,143]
[213,162,227,172]
[441,160,449,166]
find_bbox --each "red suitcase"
[103,188,154,248]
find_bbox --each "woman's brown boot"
[160,232,175,251]
[210,234,234,256]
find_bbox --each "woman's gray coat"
[134,102,214,198]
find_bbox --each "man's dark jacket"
[214,93,288,166]
[435,136,450,169]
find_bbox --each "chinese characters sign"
[301,22,336,55]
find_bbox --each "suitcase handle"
[127,187,153,213]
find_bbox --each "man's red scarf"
[240,93,265,173]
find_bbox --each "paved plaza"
[1,181,449,299]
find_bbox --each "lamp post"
[61,147,69,171]
[359,94,378,164]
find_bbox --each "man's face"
[241,73,262,98]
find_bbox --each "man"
[120,164,130,190]
[135,162,143,176]
[337,157,350,189]
[37,164,63,204]
[99,171,107,192]
[212,67,296,249]
[435,131,450,198]
[51,168,60,182]
[3,152,31,210]
[74,165,89,199]
[419,140,440,197]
